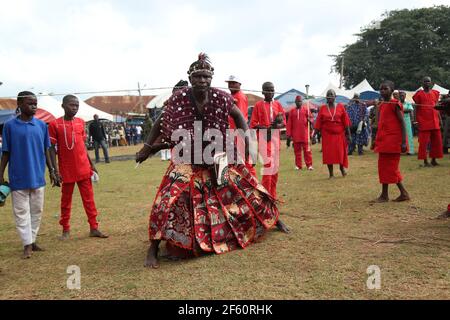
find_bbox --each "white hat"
[225,75,241,84]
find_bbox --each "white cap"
[225,75,241,84]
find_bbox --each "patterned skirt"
[149,163,280,256]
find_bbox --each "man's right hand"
[136,145,153,163]
[52,171,62,187]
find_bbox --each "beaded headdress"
[187,53,214,76]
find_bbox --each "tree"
[333,6,450,91]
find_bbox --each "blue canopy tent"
[359,90,380,101]
[0,110,15,125]
[311,95,350,105]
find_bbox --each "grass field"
[0,141,449,300]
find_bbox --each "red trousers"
[60,178,99,232]
[418,129,443,160]
[293,142,313,168]
[378,153,402,184]
[260,139,280,199]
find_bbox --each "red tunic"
[374,99,404,184]
[228,90,248,129]
[314,103,350,167]
[375,99,404,154]
[286,106,312,143]
[250,100,286,130]
[413,89,440,131]
[49,117,92,183]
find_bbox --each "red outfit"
[229,90,248,129]
[374,99,404,184]
[250,100,286,198]
[228,90,256,176]
[49,117,100,232]
[287,106,313,168]
[413,89,443,160]
[314,104,350,168]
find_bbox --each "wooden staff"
[307,101,312,152]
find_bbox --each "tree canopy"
[333,6,450,91]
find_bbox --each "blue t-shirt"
[2,117,50,191]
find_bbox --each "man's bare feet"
[393,194,411,202]
[32,243,45,252]
[144,246,160,269]
[22,245,32,259]
[89,229,109,238]
[276,220,290,233]
[435,211,450,219]
[370,196,389,203]
[59,231,70,241]
[431,159,440,166]
[421,162,432,168]
[341,170,348,177]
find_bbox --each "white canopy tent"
[320,82,353,99]
[146,90,173,109]
[37,94,113,121]
[433,84,449,94]
[75,97,114,121]
[37,95,65,118]
[320,79,376,99]
[351,79,375,93]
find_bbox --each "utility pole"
[339,56,345,89]
[137,82,143,114]
[305,84,310,99]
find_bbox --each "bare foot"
[328,175,335,180]
[144,246,160,269]
[370,196,389,204]
[59,231,70,241]
[341,170,348,177]
[22,245,32,259]
[431,160,440,167]
[393,194,411,202]
[421,162,432,168]
[32,243,45,252]
[435,211,450,220]
[89,229,109,238]
[276,220,291,234]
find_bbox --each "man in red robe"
[413,76,443,167]
[287,95,313,171]
[435,95,450,218]
[373,80,410,202]
[226,75,256,176]
[49,95,108,240]
[250,82,286,198]
[314,90,351,178]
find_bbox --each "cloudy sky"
[0,0,447,99]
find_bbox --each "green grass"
[0,141,449,300]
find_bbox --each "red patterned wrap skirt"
[149,163,280,256]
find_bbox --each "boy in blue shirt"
[0,91,57,259]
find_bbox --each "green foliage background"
[333,6,450,91]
